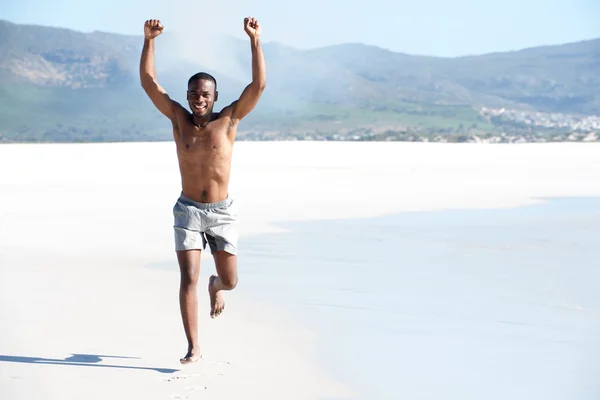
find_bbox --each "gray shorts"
[172,193,239,255]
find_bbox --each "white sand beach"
[1,141,599,399]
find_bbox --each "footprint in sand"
[169,395,188,399]
[162,373,201,383]
[162,358,231,391]
[184,386,208,391]
[197,357,232,366]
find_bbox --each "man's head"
[187,72,218,118]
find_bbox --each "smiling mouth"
[193,104,206,112]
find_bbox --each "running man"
[139,17,266,364]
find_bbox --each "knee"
[180,274,199,290]
[220,275,238,290]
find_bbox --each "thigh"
[177,250,201,284]
[204,199,239,255]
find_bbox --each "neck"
[193,112,213,127]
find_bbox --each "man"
[139,17,266,364]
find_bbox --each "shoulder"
[172,101,188,115]
[217,102,235,117]
[216,101,241,123]
[171,102,191,119]
[169,102,190,128]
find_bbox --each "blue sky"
[1,0,598,57]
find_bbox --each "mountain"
[307,40,600,113]
[0,19,598,143]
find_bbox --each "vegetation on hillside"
[0,19,598,143]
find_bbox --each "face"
[187,79,218,117]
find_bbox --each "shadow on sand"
[0,353,178,374]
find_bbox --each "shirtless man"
[139,17,266,364]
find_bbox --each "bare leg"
[177,250,202,364]
[208,250,238,318]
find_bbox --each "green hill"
[0,19,598,142]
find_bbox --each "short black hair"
[188,72,217,91]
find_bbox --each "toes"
[180,353,201,364]
[210,303,219,318]
[212,300,225,318]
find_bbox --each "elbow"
[140,74,154,90]
[248,80,266,95]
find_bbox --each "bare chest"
[175,120,232,160]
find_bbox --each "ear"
[186,90,190,101]
[214,91,219,102]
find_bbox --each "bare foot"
[208,275,225,318]
[180,349,201,365]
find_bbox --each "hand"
[244,17,260,40]
[144,19,164,40]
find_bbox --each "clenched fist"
[144,19,164,39]
[244,17,260,40]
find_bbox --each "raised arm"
[230,17,267,122]
[139,19,176,121]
